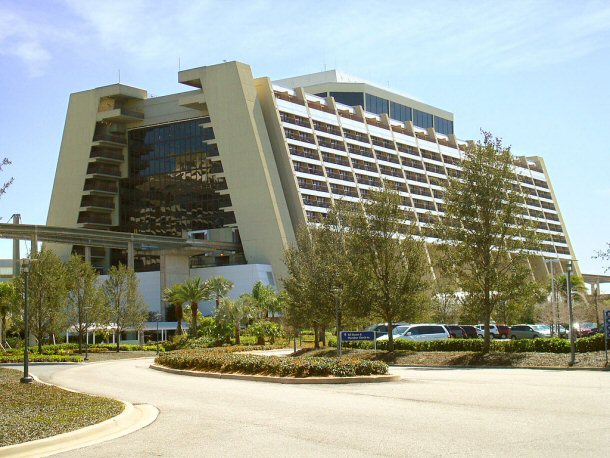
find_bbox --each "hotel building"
[46,61,577,315]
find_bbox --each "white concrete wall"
[100,264,275,317]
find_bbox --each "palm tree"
[162,284,184,335]
[177,278,208,337]
[205,276,234,310]
[217,295,255,344]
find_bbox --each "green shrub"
[330,335,601,353]
[0,354,82,363]
[246,320,283,343]
[576,333,605,352]
[155,348,388,377]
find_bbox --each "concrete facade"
[46,60,578,314]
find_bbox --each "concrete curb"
[150,364,400,384]
[390,364,610,371]
[0,376,159,458]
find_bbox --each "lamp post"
[20,259,33,384]
[567,260,576,366]
[544,258,560,336]
[332,287,342,356]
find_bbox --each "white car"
[377,324,450,342]
[475,324,499,338]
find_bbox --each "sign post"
[604,309,610,367]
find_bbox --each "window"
[330,91,364,107]
[365,94,389,115]
[434,116,454,135]
[390,102,412,122]
[413,110,433,129]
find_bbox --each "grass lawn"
[306,348,609,368]
[0,368,124,447]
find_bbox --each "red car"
[496,325,510,339]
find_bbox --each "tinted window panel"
[330,91,364,107]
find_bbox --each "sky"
[0,0,609,278]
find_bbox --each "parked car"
[460,325,479,339]
[366,322,409,337]
[496,325,510,339]
[475,324,499,338]
[376,325,411,341]
[445,325,466,338]
[377,324,450,342]
[509,324,545,340]
[573,322,598,338]
[531,324,552,338]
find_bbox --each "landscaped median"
[152,347,397,383]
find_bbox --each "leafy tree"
[251,281,279,318]
[162,284,184,335]
[102,264,148,351]
[283,224,341,348]
[0,281,17,347]
[430,275,461,324]
[15,249,69,352]
[177,277,208,337]
[433,131,541,352]
[66,255,106,354]
[205,276,234,310]
[0,157,13,198]
[247,320,283,344]
[216,295,255,344]
[346,187,430,352]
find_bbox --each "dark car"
[445,325,465,338]
[497,325,510,339]
[460,325,478,339]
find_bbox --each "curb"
[149,364,400,384]
[389,364,610,371]
[0,377,159,457]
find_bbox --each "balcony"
[96,107,144,123]
[77,211,112,226]
[89,148,124,163]
[80,195,114,211]
[83,179,118,194]
[87,163,121,178]
[92,133,127,148]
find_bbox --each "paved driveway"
[26,360,609,457]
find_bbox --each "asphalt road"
[26,359,609,457]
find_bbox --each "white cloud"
[0,6,52,77]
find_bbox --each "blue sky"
[0,0,609,277]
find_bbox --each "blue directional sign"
[604,309,610,338]
[341,331,375,341]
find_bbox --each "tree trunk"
[483,310,491,353]
[175,303,183,335]
[1,314,6,346]
[116,329,120,352]
[78,308,83,355]
[235,320,240,345]
[387,322,394,353]
[314,326,320,349]
[321,325,326,347]
[191,302,198,337]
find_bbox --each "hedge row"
[155,349,388,377]
[2,343,164,355]
[0,354,82,363]
[329,333,606,353]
